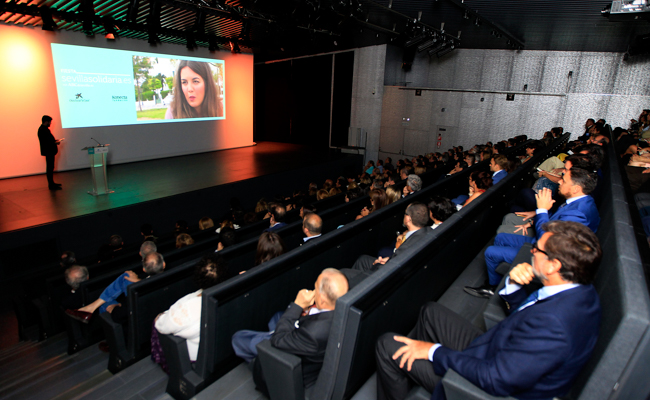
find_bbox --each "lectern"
[82,145,113,196]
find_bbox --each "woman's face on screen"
[180,66,205,110]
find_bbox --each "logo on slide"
[112,95,128,102]
[69,93,89,103]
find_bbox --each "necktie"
[395,235,406,250]
[515,290,540,312]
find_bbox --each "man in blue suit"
[465,167,600,298]
[264,203,287,232]
[490,155,508,185]
[375,221,602,400]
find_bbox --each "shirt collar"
[537,283,581,301]
[566,194,587,204]
[303,234,322,242]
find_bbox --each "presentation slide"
[51,44,225,128]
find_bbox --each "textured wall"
[379,47,650,158]
[350,45,387,163]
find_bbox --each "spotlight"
[427,42,446,56]
[40,7,57,31]
[417,37,437,52]
[474,17,481,27]
[405,34,427,47]
[437,43,455,57]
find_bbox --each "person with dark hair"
[216,226,236,252]
[165,60,223,119]
[357,189,389,219]
[60,250,76,269]
[301,213,323,245]
[98,234,124,262]
[428,196,457,229]
[351,202,430,272]
[384,157,395,172]
[175,233,194,249]
[38,115,63,190]
[154,254,228,362]
[141,223,157,243]
[67,252,166,322]
[490,155,508,184]
[174,220,189,238]
[467,167,600,298]
[199,217,214,231]
[264,203,287,232]
[458,171,493,208]
[255,232,286,266]
[520,141,543,164]
[376,221,602,400]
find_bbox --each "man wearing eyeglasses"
[465,167,600,298]
[376,221,602,400]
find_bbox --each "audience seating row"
[441,131,650,399]
[157,142,533,399]
[257,135,568,400]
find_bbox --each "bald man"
[232,268,349,389]
[301,213,323,245]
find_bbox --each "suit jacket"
[38,125,58,156]
[492,170,507,185]
[432,285,601,400]
[270,302,333,386]
[393,227,429,258]
[534,195,600,238]
[264,222,287,233]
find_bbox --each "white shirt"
[155,289,203,361]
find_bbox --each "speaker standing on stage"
[38,115,63,190]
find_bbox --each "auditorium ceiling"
[1,0,649,60]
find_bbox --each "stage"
[0,142,354,234]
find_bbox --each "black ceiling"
[1,0,649,61]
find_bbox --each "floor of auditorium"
[0,142,339,234]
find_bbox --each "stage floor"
[0,142,338,234]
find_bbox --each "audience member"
[255,232,286,266]
[264,203,287,232]
[62,265,89,310]
[403,174,422,197]
[351,203,429,272]
[60,250,76,269]
[376,221,602,400]
[97,234,124,263]
[428,196,457,230]
[175,233,194,249]
[141,223,157,243]
[231,268,349,394]
[301,213,323,245]
[216,227,236,252]
[198,217,214,230]
[466,167,600,298]
[153,254,228,364]
[67,251,166,322]
[490,155,508,184]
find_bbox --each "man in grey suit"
[351,202,430,272]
